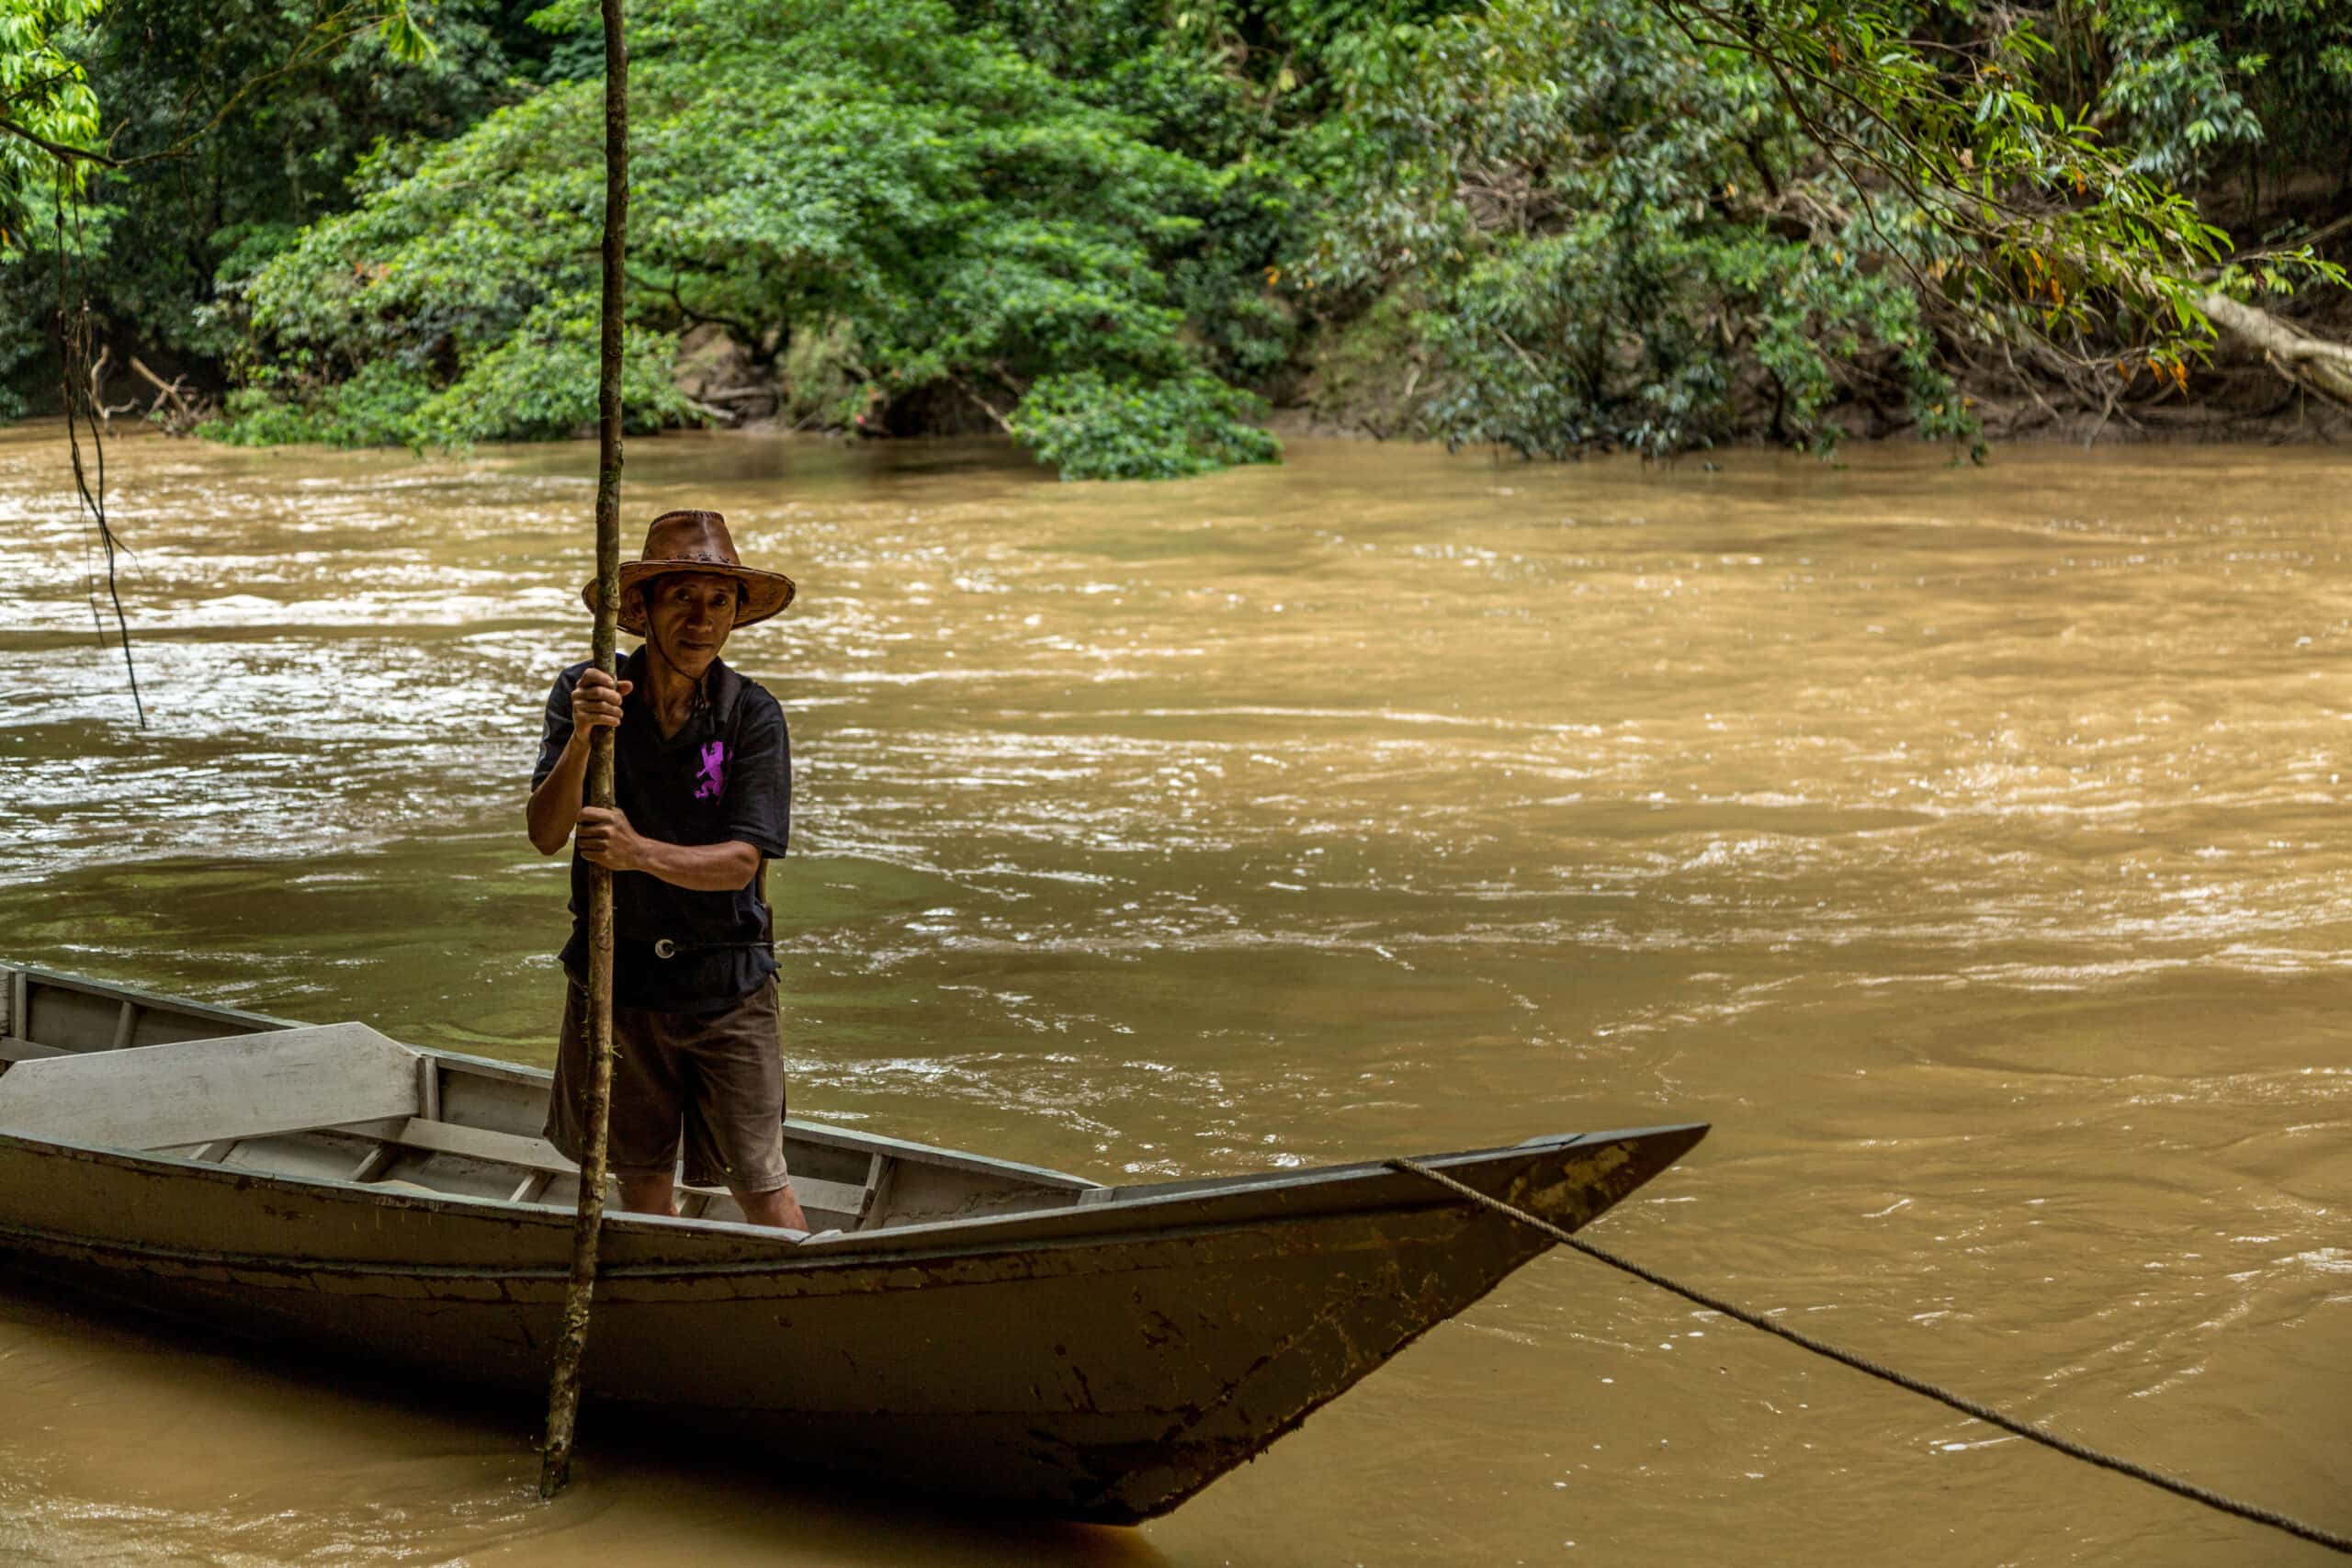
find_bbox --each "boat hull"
[0,963,1705,1521]
[0,1126,1692,1520]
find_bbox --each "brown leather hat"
[582,509,797,636]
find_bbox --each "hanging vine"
[51,168,141,728]
[5,0,435,729]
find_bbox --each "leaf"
[379,10,438,65]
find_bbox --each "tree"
[0,0,454,416]
[1296,0,2348,455]
[13,0,2352,467]
[220,0,1287,478]
[0,0,102,414]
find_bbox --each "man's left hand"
[575,806,649,872]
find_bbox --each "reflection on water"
[0,1282,1163,1568]
[1,423,2346,1564]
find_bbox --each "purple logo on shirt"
[695,740,728,800]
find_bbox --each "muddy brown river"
[1,423,2346,1564]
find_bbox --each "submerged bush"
[1010,370,1280,479]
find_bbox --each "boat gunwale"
[1,962,1104,1195]
[0,1145,1552,1285]
[0,1122,1703,1276]
[0,960,1706,1270]
[1,964,308,1034]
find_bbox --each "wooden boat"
[0,960,1705,1522]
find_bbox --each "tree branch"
[2197,291,2352,405]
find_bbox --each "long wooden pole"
[538,0,628,1502]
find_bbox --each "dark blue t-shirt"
[533,649,789,1013]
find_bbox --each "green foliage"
[7,0,2352,466]
[0,0,104,417]
[1,0,561,416]
[206,310,699,449]
[230,0,1286,474]
[403,305,699,446]
[202,358,427,447]
[1010,369,1279,478]
[1297,0,1965,454]
[1285,0,2350,454]
[1626,0,2341,366]
[2091,0,2352,185]
[0,0,101,224]
[85,0,538,363]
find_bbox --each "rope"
[1386,1156,2352,1557]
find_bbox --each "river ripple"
[1,423,2346,1564]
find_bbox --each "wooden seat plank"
[393,1116,575,1174]
[0,1023,421,1152]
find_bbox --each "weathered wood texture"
[543,0,634,1498]
[3,968,286,1056]
[0,1023,419,1150]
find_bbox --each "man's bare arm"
[526,667,756,887]
[575,808,761,890]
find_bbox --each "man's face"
[643,571,741,679]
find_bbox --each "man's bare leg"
[735,1181,810,1231]
[617,1169,678,1216]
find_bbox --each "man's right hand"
[570,667,633,740]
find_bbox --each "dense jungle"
[5,0,2352,477]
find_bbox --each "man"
[525,508,809,1231]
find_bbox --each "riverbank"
[1264,386,2352,449]
[676,308,2352,457]
[13,356,2347,492]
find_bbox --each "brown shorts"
[545,976,790,1194]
